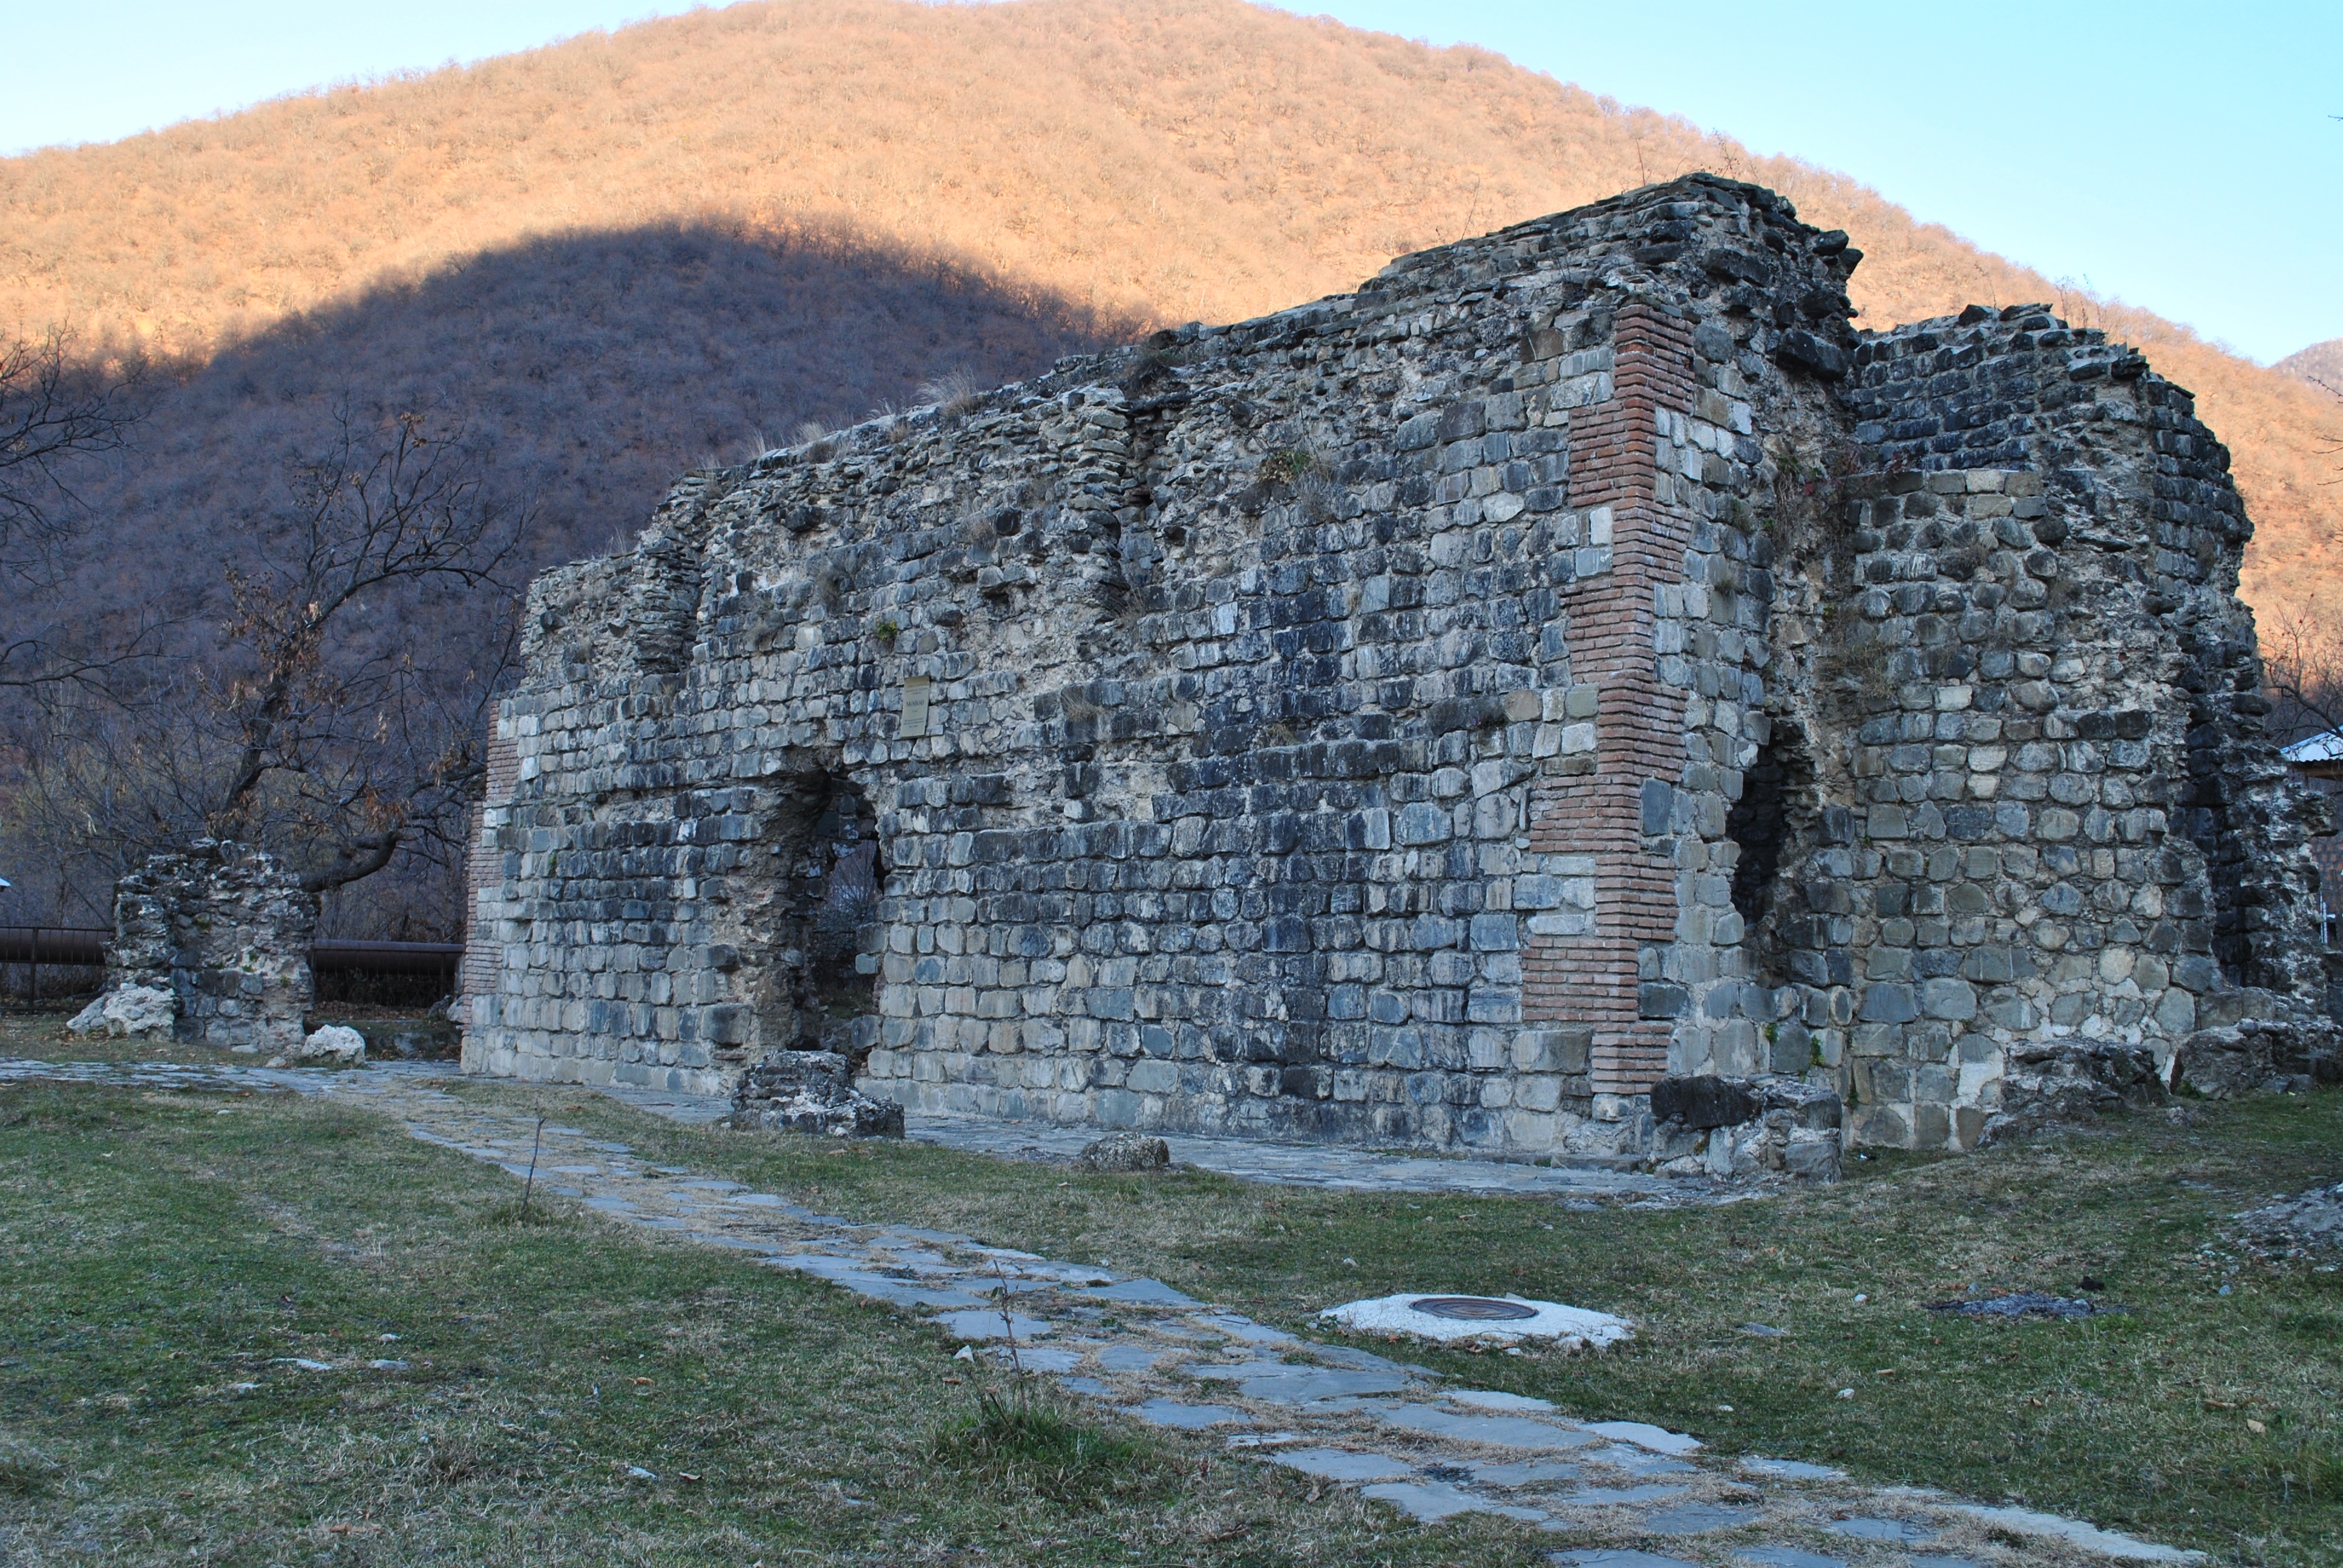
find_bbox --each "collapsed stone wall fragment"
[73,840,317,1054]
[459,174,2336,1161]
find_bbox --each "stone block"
[1467,913,1518,952]
[1859,983,1919,1024]
[1395,802,1452,846]
[1124,1059,1179,1094]
[1650,1075,1758,1129]
[1920,978,1977,1021]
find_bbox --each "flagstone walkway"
[2,1057,2203,1566]
[585,1073,1688,1201]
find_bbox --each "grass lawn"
[0,1073,1507,1567]
[423,1075,2343,1566]
[2,1005,2340,1565]
[1,1006,206,1066]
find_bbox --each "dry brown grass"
[1,0,2335,616]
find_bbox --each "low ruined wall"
[460,175,2333,1157]
[105,841,316,1054]
[1732,310,2335,1146]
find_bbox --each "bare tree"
[0,330,149,696]
[5,405,527,917]
[2266,599,2343,752]
[203,408,526,892]
[0,328,142,580]
[2263,355,2343,754]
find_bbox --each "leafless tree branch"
[2,403,528,916]
[2266,599,2343,750]
[0,328,145,583]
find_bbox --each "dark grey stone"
[1650,1075,1760,1129]
[1554,1485,1691,1506]
[1364,1479,1542,1523]
[1646,1503,1761,1534]
[1641,779,1676,835]
[1825,1517,1937,1544]
[1377,1403,1595,1450]
[1196,1359,1412,1403]
[1268,1448,1414,1482]
[1472,1458,1581,1486]
[1083,1278,1197,1307]
[1129,1399,1248,1429]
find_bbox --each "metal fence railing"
[0,926,463,1004]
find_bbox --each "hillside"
[5,0,2337,616]
[2277,338,2343,390]
[4,0,2338,619]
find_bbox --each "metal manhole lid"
[1406,1295,1539,1322]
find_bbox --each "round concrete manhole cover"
[1407,1296,1539,1322]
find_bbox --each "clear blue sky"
[4,1,2335,364]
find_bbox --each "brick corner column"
[458,725,523,1030]
[1522,299,1696,1100]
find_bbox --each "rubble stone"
[2233,1181,2343,1255]
[66,984,176,1039]
[1980,1040,2167,1143]
[729,1049,905,1138]
[2175,1017,2341,1097]
[1075,1131,1170,1172]
[1651,1075,1843,1180]
[287,1025,368,1067]
[460,174,2333,1160]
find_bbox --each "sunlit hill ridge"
[2,0,2335,618]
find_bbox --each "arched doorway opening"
[793,782,883,1073]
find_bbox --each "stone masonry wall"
[1736,308,2338,1146]
[108,840,317,1054]
[460,175,2333,1157]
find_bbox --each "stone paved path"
[542,1073,1686,1200]
[2,1057,2201,1566]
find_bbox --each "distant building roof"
[2284,731,2343,765]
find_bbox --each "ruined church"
[456,175,2338,1166]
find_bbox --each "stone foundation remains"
[74,841,317,1054]
[729,1048,905,1138]
[460,174,2336,1160]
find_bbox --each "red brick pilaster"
[1522,301,1694,1097]
[459,728,522,1005]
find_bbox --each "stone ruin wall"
[459,175,2335,1160]
[106,840,317,1054]
[1751,307,2336,1144]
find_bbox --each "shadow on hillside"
[77,220,1132,584]
[4,223,1127,936]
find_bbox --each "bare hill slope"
[3,0,2334,613]
[2276,338,2343,390]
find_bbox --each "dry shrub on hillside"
[0,330,142,589]
[2276,338,2343,388]
[2266,599,2343,753]
[64,219,1124,588]
[0,222,1118,928]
